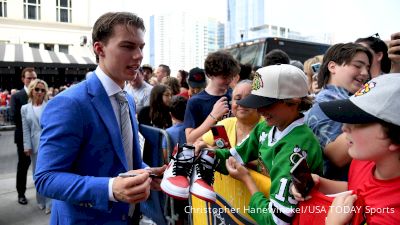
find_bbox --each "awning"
[0,44,96,69]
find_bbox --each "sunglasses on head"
[34,88,46,93]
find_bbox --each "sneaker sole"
[190,184,216,202]
[190,192,216,203]
[160,180,189,200]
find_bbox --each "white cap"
[320,73,400,126]
[237,64,308,108]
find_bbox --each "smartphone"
[211,125,231,149]
[290,157,314,197]
[311,63,321,74]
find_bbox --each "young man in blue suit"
[35,12,165,224]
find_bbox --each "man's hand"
[112,169,151,203]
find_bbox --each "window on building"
[56,0,72,23]
[280,27,286,37]
[29,43,40,49]
[272,26,278,36]
[24,0,41,20]
[59,44,69,54]
[0,0,7,17]
[44,43,54,51]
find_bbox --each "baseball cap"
[237,64,308,108]
[320,74,400,126]
[187,67,206,88]
[141,64,153,72]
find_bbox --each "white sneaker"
[189,149,216,202]
[161,144,195,200]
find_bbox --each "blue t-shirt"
[305,84,350,180]
[183,89,232,129]
[162,122,187,150]
[305,85,350,147]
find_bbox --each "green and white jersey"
[216,117,323,225]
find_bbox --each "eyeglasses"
[34,88,46,93]
[26,77,37,80]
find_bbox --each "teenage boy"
[160,51,240,201]
[305,43,372,180]
[184,50,240,144]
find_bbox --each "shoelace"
[195,157,216,185]
[172,154,194,177]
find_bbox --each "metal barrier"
[0,106,14,127]
[139,124,176,225]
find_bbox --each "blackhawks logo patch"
[355,81,376,97]
[252,72,263,90]
[289,145,307,165]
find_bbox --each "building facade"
[226,0,265,45]
[0,0,96,90]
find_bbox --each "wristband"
[209,113,218,122]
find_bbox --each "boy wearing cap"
[141,64,153,83]
[292,74,400,225]
[209,64,323,225]
[186,67,207,98]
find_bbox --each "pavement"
[0,129,50,225]
[0,129,157,225]
[0,172,50,225]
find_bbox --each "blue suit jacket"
[35,73,145,224]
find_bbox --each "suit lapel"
[87,74,129,170]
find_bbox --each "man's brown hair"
[92,12,145,62]
[21,67,35,78]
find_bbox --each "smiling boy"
[305,43,372,180]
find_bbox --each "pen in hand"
[118,172,163,179]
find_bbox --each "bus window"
[240,42,264,66]
[228,47,240,60]
[225,37,330,68]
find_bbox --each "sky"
[91,0,400,43]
